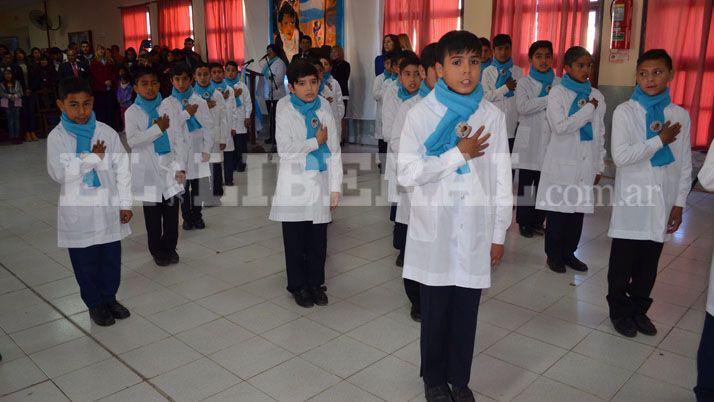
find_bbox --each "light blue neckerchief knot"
[289,93,331,172]
[631,85,675,167]
[61,112,101,187]
[134,93,171,155]
[493,58,514,98]
[171,87,202,133]
[528,66,555,98]
[561,73,593,141]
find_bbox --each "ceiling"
[0,0,43,12]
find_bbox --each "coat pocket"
[544,160,578,185]
[408,204,437,242]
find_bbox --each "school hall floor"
[0,140,711,402]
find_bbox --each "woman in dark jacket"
[374,34,400,76]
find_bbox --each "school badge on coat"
[650,121,663,132]
[310,117,319,128]
[455,122,471,138]
[578,99,587,108]
[499,69,507,76]
[182,99,189,106]
[202,92,211,100]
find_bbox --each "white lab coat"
[321,76,345,122]
[202,87,232,158]
[397,93,513,288]
[372,73,388,140]
[482,64,525,139]
[608,100,692,243]
[47,121,132,248]
[697,140,714,315]
[535,85,606,214]
[159,94,214,180]
[390,94,423,222]
[261,58,287,100]
[230,81,253,135]
[124,104,186,203]
[512,75,561,170]
[382,84,404,189]
[268,95,343,224]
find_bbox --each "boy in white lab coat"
[513,40,560,238]
[224,61,252,175]
[606,49,691,338]
[47,77,132,327]
[479,37,493,78]
[373,53,399,171]
[397,31,512,400]
[482,33,524,152]
[268,60,342,309]
[315,51,345,122]
[125,67,186,267]
[161,63,214,230]
[535,46,606,274]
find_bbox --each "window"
[157,0,193,50]
[204,0,245,63]
[121,4,151,51]
[383,0,462,52]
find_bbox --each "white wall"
[342,0,381,119]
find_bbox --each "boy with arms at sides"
[535,46,606,274]
[397,31,512,402]
[316,51,345,122]
[482,34,523,151]
[372,53,397,172]
[269,60,342,308]
[47,77,133,327]
[161,63,214,230]
[513,40,560,238]
[606,49,691,338]
[390,43,438,322]
[224,61,252,174]
[125,67,186,267]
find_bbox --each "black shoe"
[293,289,314,308]
[564,255,588,272]
[451,386,475,402]
[152,253,170,267]
[106,300,131,320]
[224,182,234,186]
[237,165,246,172]
[89,306,116,326]
[547,258,566,273]
[396,252,404,267]
[634,314,657,336]
[410,305,421,322]
[193,218,206,229]
[309,287,329,306]
[519,225,534,238]
[168,250,180,264]
[182,220,194,230]
[425,385,453,402]
[530,226,545,236]
[611,317,637,338]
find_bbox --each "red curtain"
[121,4,149,51]
[383,0,460,53]
[205,0,245,64]
[535,0,590,76]
[645,0,714,148]
[158,0,192,50]
[490,0,537,68]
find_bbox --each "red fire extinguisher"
[610,0,633,49]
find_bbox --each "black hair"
[80,40,90,46]
[420,43,439,69]
[436,30,482,64]
[207,62,222,71]
[398,51,420,70]
[492,34,512,48]
[637,49,673,70]
[300,35,312,45]
[184,37,194,42]
[382,34,402,55]
[563,46,591,66]
[170,62,192,78]
[307,57,323,71]
[385,51,400,64]
[277,2,297,23]
[57,77,93,100]
[479,37,491,49]
[194,62,209,73]
[528,40,553,59]
[225,61,238,68]
[131,66,157,85]
[287,59,319,85]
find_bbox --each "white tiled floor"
[0,141,711,401]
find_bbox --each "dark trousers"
[516,169,545,229]
[389,203,397,222]
[223,151,236,184]
[211,163,224,196]
[266,100,278,145]
[181,178,204,222]
[544,211,584,264]
[695,312,714,402]
[606,238,663,319]
[68,241,121,309]
[393,222,420,309]
[508,138,515,178]
[94,90,116,129]
[282,221,328,293]
[143,196,179,258]
[420,285,482,388]
[235,134,248,171]
[20,95,36,133]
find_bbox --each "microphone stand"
[266,57,278,153]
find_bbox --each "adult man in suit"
[58,49,89,81]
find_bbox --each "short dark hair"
[398,51,420,70]
[307,57,323,71]
[300,35,312,45]
[420,43,439,69]
[308,47,329,62]
[132,66,157,85]
[479,37,491,49]
[170,63,192,78]
[184,37,194,42]
[80,40,90,46]
[278,2,297,23]
[436,30,482,64]
[287,59,319,84]
[384,51,400,64]
[528,40,553,59]
[637,49,673,70]
[194,62,209,73]
[563,46,591,66]
[493,34,512,47]
[58,77,92,100]
[225,61,238,68]
[207,62,222,71]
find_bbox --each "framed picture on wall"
[67,30,93,48]
[270,0,344,62]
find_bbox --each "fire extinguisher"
[610,0,633,49]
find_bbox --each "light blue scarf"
[529,66,555,98]
[289,93,331,171]
[194,82,216,101]
[418,80,431,98]
[631,85,675,167]
[224,77,242,107]
[397,80,418,101]
[384,71,397,81]
[319,72,332,94]
[61,112,101,187]
[171,87,202,132]
[134,94,171,155]
[480,58,493,79]
[493,58,514,98]
[423,79,484,175]
[561,74,593,141]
